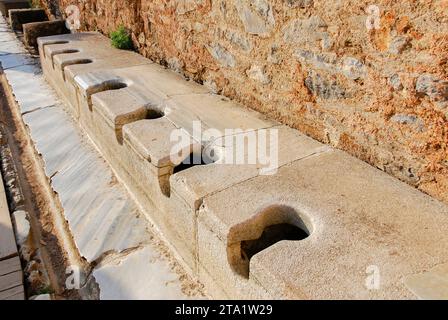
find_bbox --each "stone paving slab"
[93,247,189,300]
[0,29,15,42]
[2,64,59,114]
[0,51,35,69]
[23,106,151,263]
[405,263,448,300]
[0,38,26,54]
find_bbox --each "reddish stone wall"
[39,0,448,203]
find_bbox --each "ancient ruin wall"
[39,0,448,204]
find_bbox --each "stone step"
[37,32,448,299]
[23,20,70,49]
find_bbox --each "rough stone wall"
[40,0,448,204]
[34,0,61,19]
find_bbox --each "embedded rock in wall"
[283,16,333,50]
[416,74,448,102]
[234,0,275,37]
[207,43,236,67]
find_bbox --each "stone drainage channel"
[0,14,205,300]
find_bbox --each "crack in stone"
[21,104,57,116]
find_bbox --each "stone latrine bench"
[8,8,48,31]
[0,0,29,18]
[38,32,448,299]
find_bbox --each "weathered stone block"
[198,150,448,299]
[388,36,411,55]
[0,0,29,17]
[23,20,70,48]
[9,8,47,31]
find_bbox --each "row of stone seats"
[38,32,448,299]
